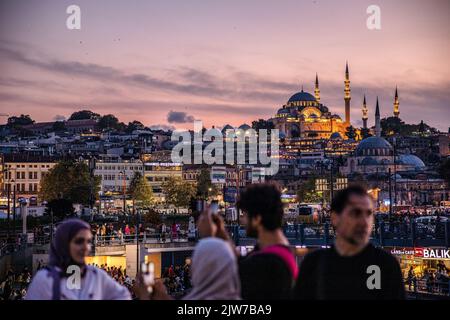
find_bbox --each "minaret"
[393,86,400,117]
[314,73,320,103]
[344,61,351,125]
[375,97,381,137]
[362,95,368,129]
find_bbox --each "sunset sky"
[0,0,449,131]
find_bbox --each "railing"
[2,220,449,257]
[0,244,11,257]
[229,220,450,247]
[405,277,450,298]
[93,231,194,247]
[0,234,51,258]
[0,241,24,257]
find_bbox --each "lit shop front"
[388,247,450,277]
[85,249,193,279]
[85,255,127,269]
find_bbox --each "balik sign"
[414,248,450,260]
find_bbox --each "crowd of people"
[0,266,31,300]
[15,184,411,300]
[161,263,192,298]
[90,222,187,245]
[3,179,450,301]
[405,263,450,295]
[3,183,449,300]
[89,264,137,298]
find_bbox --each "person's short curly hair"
[237,183,284,230]
[331,185,369,215]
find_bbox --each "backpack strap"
[45,266,61,300]
[255,245,299,280]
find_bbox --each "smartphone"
[210,200,219,215]
[141,262,155,294]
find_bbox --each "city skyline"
[0,0,449,131]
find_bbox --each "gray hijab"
[49,218,91,272]
[184,237,241,300]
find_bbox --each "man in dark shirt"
[197,183,298,299]
[294,185,405,300]
[236,183,297,299]
[238,243,295,299]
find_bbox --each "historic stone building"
[341,99,426,175]
[270,64,351,140]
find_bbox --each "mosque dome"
[277,108,290,115]
[356,136,393,157]
[221,124,234,133]
[398,154,425,168]
[288,90,316,103]
[238,124,251,131]
[330,132,343,140]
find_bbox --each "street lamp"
[119,170,127,213]
[18,197,28,237]
[135,208,141,277]
[328,159,334,203]
[388,168,393,219]
[392,137,397,206]
[42,200,53,240]
[234,165,241,246]
[3,167,11,237]
[88,157,96,212]
[11,178,16,238]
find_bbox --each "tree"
[381,117,437,137]
[438,158,450,185]
[128,172,153,209]
[125,120,145,133]
[39,160,101,205]
[45,199,75,220]
[162,176,196,209]
[303,191,323,203]
[380,116,404,136]
[296,177,321,203]
[345,125,356,140]
[418,120,426,134]
[98,114,120,130]
[252,119,275,131]
[52,121,66,132]
[69,110,100,121]
[196,168,219,200]
[360,127,372,139]
[116,122,127,132]
[7,114,34,126]
[142,208,162,225]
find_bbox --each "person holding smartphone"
[26,219,131,300]
[134,207,241,300]
[192,184,298,300]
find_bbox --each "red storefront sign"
[414,248,450,259]
[389,247,450,260]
